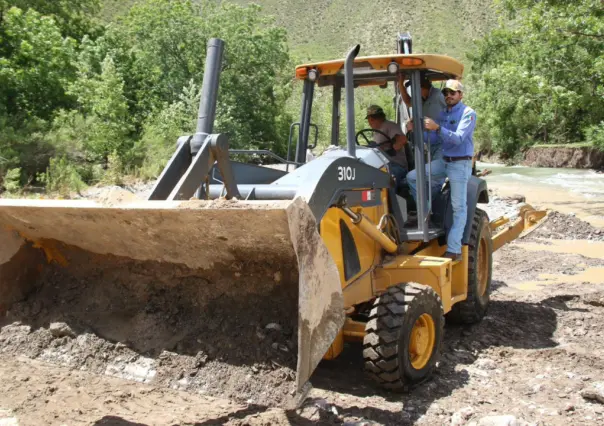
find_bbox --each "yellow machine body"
[319,190,546,360]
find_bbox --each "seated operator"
[365,105,408,192]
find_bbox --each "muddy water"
[479,162,604,228]
[515,267,604,291]
[517,240,604,260]
[503,240,604,291]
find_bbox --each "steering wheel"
[355,128,393,147]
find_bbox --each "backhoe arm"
[491,204,548,251]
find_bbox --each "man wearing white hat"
[423,79,477,261]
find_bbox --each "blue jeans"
[406,158,447,203]
[389,162,408,192]
[445,159,473,254]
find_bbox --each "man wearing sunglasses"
[423,79,477,261]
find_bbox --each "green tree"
[0,7,78,121]
[97,0,292,165]
[137,80,201,178]
[0,0,294,190]
[67,55,134,162]
[0,0,101,39]
[41,53,134,189]
[468,0,604,157]
[0,116,54,186]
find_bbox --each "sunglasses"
[442,89,458,96]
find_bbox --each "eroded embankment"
[523,146,604,169]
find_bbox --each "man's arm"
[393,133,407,151]
[425,110,477,146]
[439,109,476,145]
[398,76,412,108]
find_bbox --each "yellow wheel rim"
[477,233,489,297]
[409,313,436,370]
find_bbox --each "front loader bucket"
[0,196,344,406]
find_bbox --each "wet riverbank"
[524,146,604,169]
[481,146,604,170]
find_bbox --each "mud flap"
[0,196,345,398]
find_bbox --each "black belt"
[444,156,473,162]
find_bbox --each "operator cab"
[292,52,464,225]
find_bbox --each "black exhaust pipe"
[191,38,224,155]
[344,44,360,158]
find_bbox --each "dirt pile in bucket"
[0,242,301,407]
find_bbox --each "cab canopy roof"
[295,53,464,87]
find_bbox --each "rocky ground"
[1,188,604,425]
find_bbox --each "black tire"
[448,208,493,324]
[363,283,444,391]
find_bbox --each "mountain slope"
[230,0,498,65]
[100,0,498,68]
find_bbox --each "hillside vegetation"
[0,0,602,196]
[229,0,497,62]
[101,0,497,62]
[469,0,604,159]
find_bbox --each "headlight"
[387,62,399,74]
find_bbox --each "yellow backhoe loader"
[0,36,546,402]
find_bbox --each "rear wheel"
[363,283,444,391]
[448,208,493,324]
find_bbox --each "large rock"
[450,406,475,425]
[0,409,18,426]
[581,382,604,404]
[49,322,76,338]
[476,415,518,426]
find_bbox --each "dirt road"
[2,195,604,425]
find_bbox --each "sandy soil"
[2,191,604,425]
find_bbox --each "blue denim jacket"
[437,102,477,157]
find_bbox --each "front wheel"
[363,283,444,391]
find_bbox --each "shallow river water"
[478,162,604,227]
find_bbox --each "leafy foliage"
[136,80,200,178]
[38,156,86,197]
[0,0,101,39]
[1,167,21,192]
[468,0,604,157]
[0,6,78,121]
[585,121,604,152]
[68,55,134,162]
[103,0,292,154]
[0,0,292,194]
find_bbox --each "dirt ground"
[2,193,604,425]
